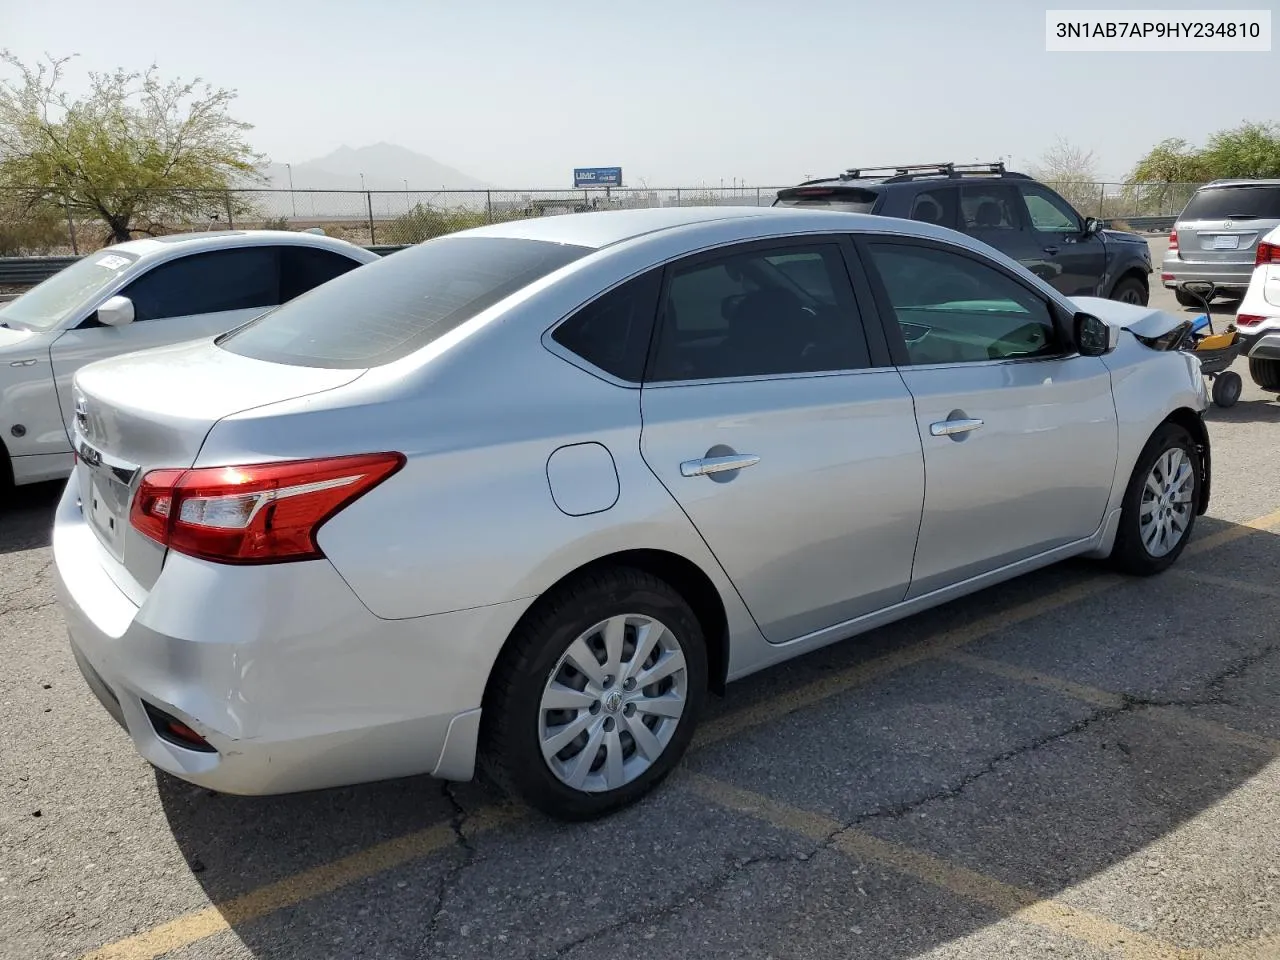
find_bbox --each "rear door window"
[1180,185,1280,221]
[551,271,661,383]
[280,247,364,301]
[959,185,1023,231]
[217,236,591,369]
[120,248,281,322]
[907,189,959,229]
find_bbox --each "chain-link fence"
[1,182,1207,258]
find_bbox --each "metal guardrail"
[1106,216,1176,232]
[0,245,411,288]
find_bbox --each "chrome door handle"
[680,454,760,478]
[930,418,984,437]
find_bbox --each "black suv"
[774,162,1153,305]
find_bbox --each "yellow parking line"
[685,774,1201,960]
[944,652,1280,758]
[1182,507,1280,557]
[82,808,522,960]
[78,507,1280,960]
[1169,568,1280,600]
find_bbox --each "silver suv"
[1163,179,1280,306]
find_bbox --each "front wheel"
[1109,423,1201,576]
[1110,276,1148,306]
[480,567,708,821]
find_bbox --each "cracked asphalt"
[2,266,1279,960]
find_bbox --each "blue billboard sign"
[574,167,623,188]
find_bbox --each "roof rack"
[832,161,1028,183]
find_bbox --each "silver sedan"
[53,206,1211,820]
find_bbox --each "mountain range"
[257,143,490,192]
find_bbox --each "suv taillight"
[130,453,405,564]
[1169,229,1179,252]
[1256,241,1280,266]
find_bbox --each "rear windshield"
[1180,185,1280,221]
[774,187,880,214]
[216,236,591,368]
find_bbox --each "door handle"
[930,418,984,437]
[1043,245,1060,255]
[680,454,760,477]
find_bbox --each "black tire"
[1109,276,1148,306]
[1109,423,1201,576]
[480,566,708,821]
[1249,357,1280,392]
[1211,371,1242,408]
[1174,288,1204,309]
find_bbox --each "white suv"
[1236,223,1280,393]
[0,230,379,492]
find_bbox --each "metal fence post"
[676,188,682,207]
[486,190,492,223]
[366,191,376,244]
[224,191,234,229]
[757,187,762,206]
[64,198,78,255]
[1098,183,1106,219]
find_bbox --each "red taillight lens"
[1237,314,1265,327]
[129,453,405,564]
[1256,241,1280,266]
[1169,229,1179,251]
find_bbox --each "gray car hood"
[1069,296,1188,340]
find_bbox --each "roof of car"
[1201,179,1280,188]
[457,205,847,250]
[106,229,378,261]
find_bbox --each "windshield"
[216,235,592,369]
[1180,185,1280,221]
[0,250,139,332]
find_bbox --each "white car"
[0,231,379,492]
[1236,223,1280,393]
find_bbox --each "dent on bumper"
[53,475,532,794]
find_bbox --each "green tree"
[1124,138,1211,216]
[1202,120,1280,179]
[0,51,263,244]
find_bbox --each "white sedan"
[1236,224,1280,393]
[0,230,379,492]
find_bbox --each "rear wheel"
[481,567,707,821]
[1249,357,1280,392]
[1110,276,1148,306]
[1109,423,1201,576]
[1175,288,1203,309]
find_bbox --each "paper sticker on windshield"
[95,254,129,270]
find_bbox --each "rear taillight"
[129,453,405,564]
[1256,241,1280,266]
[1169,229,1179,252]
[1237,314,1265,327]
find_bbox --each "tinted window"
[0,249,139,332]
[907,189,959,229]
[1180,185,1280,221]
[867,242,1058,365]
[774,187,879,214]
[280,247,363,301]
[960,185,1022,230]
[649,244,868,382]
[122,248,280,322]
[218,236,591,369]
[551,272,660,383]
[1021,185,1081,233]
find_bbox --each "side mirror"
[1075,311,1118,357]
[96,295,135,327]
[1083,216,1104,236]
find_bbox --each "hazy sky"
[1,0,1273,187]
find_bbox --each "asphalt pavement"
[2,252,1279,960]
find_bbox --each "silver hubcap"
[539,614,688,793]
[1140,447,1194,557]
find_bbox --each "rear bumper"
[53,470,531,795]
[1160,259,1253,291]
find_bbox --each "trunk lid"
[72,339,365,596]
[1174,184,1280,264]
